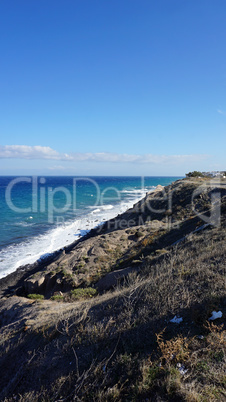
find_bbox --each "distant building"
[202,171,226,178]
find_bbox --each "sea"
[0,176,181,278]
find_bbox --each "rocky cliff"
[0,178,225,401]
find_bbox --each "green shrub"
[186,171,204,178]
[51,295,64,301]
[71,287,97,299]
[27,293,44,300]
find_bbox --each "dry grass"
[1,180,226,401]
[1,222,225,401]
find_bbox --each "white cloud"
[0,145,209,165]
[70,152,208,165]
[0,145,73,161]
[217,109,226,115]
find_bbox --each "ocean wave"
[0,188,155,278]
[14,221,35,227]
[120,187,155,194]
[86,204,114,210]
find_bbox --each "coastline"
[0,184,154,279]
[2,176,225,297]
[0,185,158,296]
[0,177,225,400]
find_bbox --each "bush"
[71,287,97,299]
[51,295,64,301]
[27,293,44,300]
[186,171,204,178]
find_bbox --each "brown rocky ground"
[0,178,225,401]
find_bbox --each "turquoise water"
[0,176,181,277]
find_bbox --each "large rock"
[24,275,45,294]
[96,266,139,293]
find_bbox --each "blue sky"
[0,0,226,176]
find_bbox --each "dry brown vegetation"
[0,178,225,401]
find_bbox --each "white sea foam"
[14,221,35,227]
[0,187,155,278]
[121,187,155,194]
[90,205,114,214]
[87,204,114,210]
[99,204,114,210]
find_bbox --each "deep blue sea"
[0,176,181,277]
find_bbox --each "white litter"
[197,335,204,340]
[208,311,222,321]
[170,315,183,324]
[177,363,188,375]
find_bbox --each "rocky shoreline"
[0,186,163,297]
[0,177,225,401]
[1,177,226,300]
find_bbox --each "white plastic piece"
[208,311,222,321]
[170,315,183,324]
